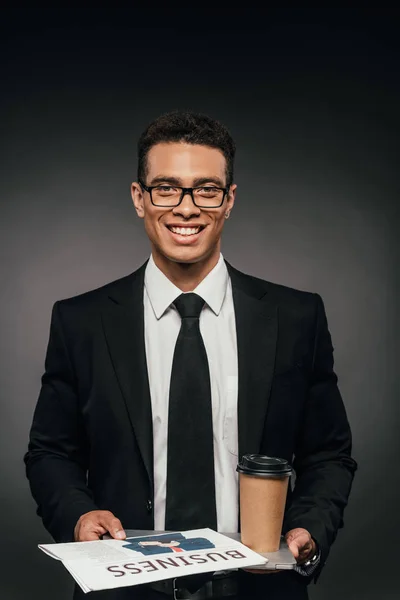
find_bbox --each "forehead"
[146,142,226,181]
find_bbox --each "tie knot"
[174,293,205,319]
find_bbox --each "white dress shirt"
[144,253,239,533]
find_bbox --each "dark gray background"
[1,16,399,600]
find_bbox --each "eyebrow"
[149,175,226,187]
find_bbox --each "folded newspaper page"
[39,528,267,594]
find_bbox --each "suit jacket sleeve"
[24,301,98,542]
[282,294,357,582]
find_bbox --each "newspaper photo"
[39,528,267,593]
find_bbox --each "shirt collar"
[144,253,229,319]
[193,254,228,316]
[144,255,182,319]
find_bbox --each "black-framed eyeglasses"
[138,179,229,208]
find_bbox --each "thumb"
[113,529,126,540]
[101,514,126,540]
[288,540,300,559]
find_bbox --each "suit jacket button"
[146,499,153,513]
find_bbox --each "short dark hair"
[137,110,236,185]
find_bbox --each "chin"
[159,245,209,265]
[169,251,205,265]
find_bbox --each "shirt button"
[146,499,153,513]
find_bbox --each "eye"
[155,186,178,195]
[197,186,219,195]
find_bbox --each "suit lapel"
[101,262,153,488]
[227,263,278,460]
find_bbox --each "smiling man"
[25,111,357,600]
[133,141,234,290]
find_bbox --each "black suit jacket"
[24,261,357,594]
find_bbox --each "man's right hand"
[74,510,126,542]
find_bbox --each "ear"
[226,183,237,214]
[131,182,145,218]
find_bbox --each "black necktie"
[165,292,217,531]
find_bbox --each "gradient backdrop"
[1,19,399,600]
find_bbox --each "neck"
[151,248,221,292]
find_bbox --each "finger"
[288,531,309,549]
[290,539,313,560]
[298,541,315,564]
[76,519,108,542]
[286,531,310,546]
[290,540,315,564]
[78,527,107,542]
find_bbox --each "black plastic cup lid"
[237,454,292,477]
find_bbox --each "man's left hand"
[243,527,316,574]
[285,528,316,565]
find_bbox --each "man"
[25,111,357,600]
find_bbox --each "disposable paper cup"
[237,454,292,553]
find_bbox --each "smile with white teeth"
[168,226,202,236]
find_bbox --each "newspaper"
[39,528,267,593]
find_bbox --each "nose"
[172,190,201,218]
